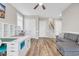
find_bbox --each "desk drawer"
[7,49,18,52]
[7,44,18,50]
[7,42,18,47]
[8,42,17,45]
[8,46,17,49]
[7,48,18,51]
[7,52,18,56]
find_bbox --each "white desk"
[1,36,31,56]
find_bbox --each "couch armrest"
[56,35,64,42]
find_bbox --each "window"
[17,12,23,30]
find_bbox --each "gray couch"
[56,33,79,56]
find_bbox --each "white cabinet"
[6,37,30,56]
[7,40,19,56]
[4,24,10,37]
[10,25,15,36]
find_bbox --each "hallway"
[26,38,61,56]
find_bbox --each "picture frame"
[0,3,6,18]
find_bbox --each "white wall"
[62,3,79,34]
[0,3,17,25]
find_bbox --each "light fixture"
[39,3,43,6]
[33,3,46,10]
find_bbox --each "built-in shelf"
[4,24,10,37]
[0,22,21,37]
[15,26,21,36]
[10,25,15,36]
[0,22,3,37]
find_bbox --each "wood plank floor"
[26,38,61,56]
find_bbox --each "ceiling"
[11,3,71,18]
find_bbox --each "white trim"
[63,31,79,34]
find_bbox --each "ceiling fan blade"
[34,4,39,9]
[42,5,46,10]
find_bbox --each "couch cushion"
[57,38,72,42]
[61,38,72,42]
[64,33,69,39]
[56,35,71,42]
[69,33,78,42]
[57,42,79,52]
[64,33,78,42]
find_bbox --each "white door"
[39,19,48,37]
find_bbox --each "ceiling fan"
[33,3,46,10]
